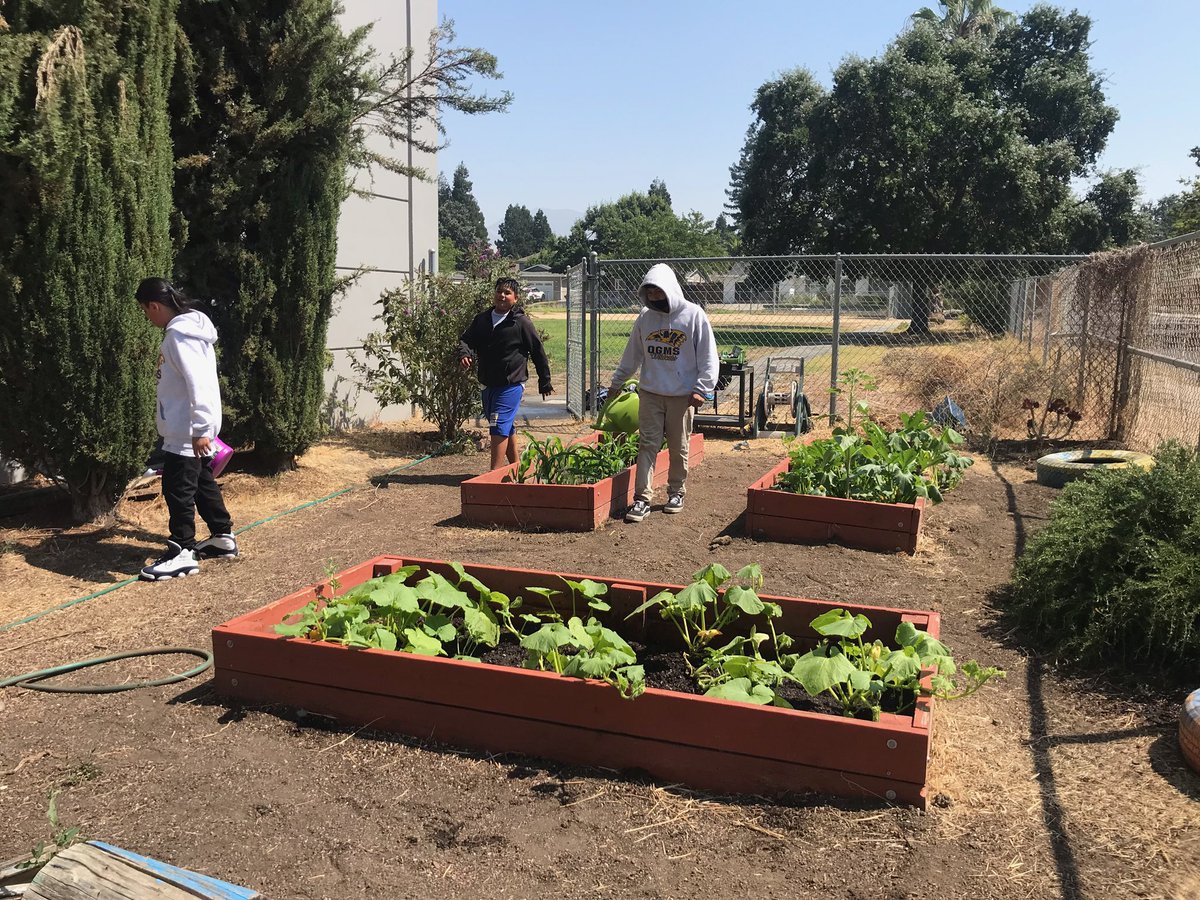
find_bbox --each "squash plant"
[790,609,1005,720]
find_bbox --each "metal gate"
[565,261,585,417]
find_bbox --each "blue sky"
[437,1,1200,237]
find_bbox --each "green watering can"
[595,379,640,435]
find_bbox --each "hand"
[689,393,706,409]
[460,356,473,369]
[192,436,212,457]
[540,382,555,400]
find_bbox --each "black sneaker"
[624,499,651,523]
[195,533,239,560]
[140,541,200,581]
[663,493,685,514]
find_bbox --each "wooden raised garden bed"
[212,555,939,806]
[745,457,927,554]
[460,432,704,530]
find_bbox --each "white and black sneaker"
[140,541,199,581]
[195,533,239,560]
[625,499,651,523]
[663,493,685,514]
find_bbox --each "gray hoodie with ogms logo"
[155,310,222,457]
[609,263,719,398]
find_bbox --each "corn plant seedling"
[515,431,639,485]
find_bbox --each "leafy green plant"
[790,609,1004,720]
[515,431,639,485]
[1007,441,1200,681]
[520,615,645,699]
[777,406,973,504]
[18,791,81,871]
[276,564,513,660]
[628,563,769,658]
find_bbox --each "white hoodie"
[156,310,222,456]
[610,263,719,397]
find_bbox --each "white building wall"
[328,0,439,426]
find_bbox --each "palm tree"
[911,0,1016,41]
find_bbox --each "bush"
[1006,443,1200,682]
[353,251,511,440]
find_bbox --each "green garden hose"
[0,647,212,694]
[0,445,448,636]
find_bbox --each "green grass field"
[530,315,843,382]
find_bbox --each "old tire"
[1181,690,1200,775]
[1035,449,1154,489]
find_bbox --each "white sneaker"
[663,493,685,514]
[140,541,199,581]
[195,533,239,560]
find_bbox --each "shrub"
[1006,442,1200,682]
[353,252,511,440]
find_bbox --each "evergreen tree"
[171,0,360,471]
[531,209,553,248]
[0,0,176,520]
[497,204,536,257]
[438,163,488,265]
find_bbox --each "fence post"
[586,251,600,414]
[829,253,843,424]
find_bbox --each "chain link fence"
[558,245,1200,452]
[1046,234,1200,451]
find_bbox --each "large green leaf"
[725,585,765,615]
[705,678,776,705]
[403,628,444,656]
[415,573,470,610]
[790,650,857,695]
[809,609,871,638]
[463,606,501,647]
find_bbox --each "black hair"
[494,277,521,294]
[135,277,195,314]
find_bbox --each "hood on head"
[165,309,218,344]
[637,263,687,312]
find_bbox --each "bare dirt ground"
[1,420,1197,900]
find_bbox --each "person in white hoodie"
[136,278,237,580]
[608,264,718,522]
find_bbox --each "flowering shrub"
[353,251,513,440]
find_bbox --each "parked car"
[525,288,546,302]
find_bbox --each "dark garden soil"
[1,421,1197,899]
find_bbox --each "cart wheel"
[794,394,813,435]
[754,392,767,436]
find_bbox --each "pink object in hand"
[209,435,234,477]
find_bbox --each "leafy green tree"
[1070,170,1147,251]
[438,236,461,272]
[728,5,1126,332]
[548,187,724,269]
[1166,147,1200,237]
[0,0,176,520]
[648,177,672,207]
[439,163,488,266]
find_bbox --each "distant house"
[518,264,567,303]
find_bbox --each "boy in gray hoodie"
[136,279,236,580]
[608,264,718,522]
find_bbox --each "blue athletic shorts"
[482,383,524,436]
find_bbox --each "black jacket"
[457,306,553,392]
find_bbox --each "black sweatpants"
[161,452,233,549]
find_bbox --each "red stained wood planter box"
[212,556,940,807]
[746,457,927,554]
[460,432,704,530]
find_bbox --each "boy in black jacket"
[458,277,554,469]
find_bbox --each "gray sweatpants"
[634,389,694,503]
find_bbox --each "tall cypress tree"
[0,0,176,520]
[171,0,359,471]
